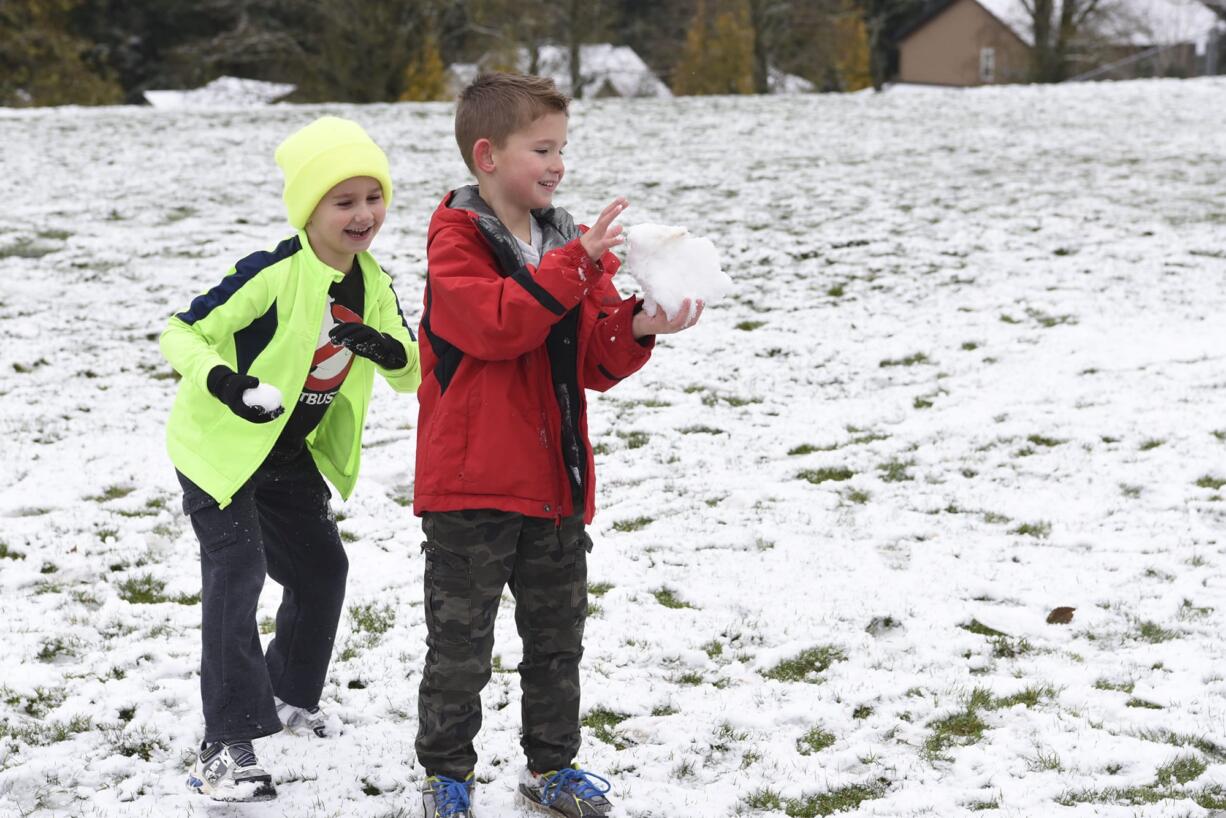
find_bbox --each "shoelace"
[225,741,258,768]
[540,768,611,805]
[429,775,473,817]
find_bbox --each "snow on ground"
[1,79,1225,818]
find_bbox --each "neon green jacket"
[161,230,420,507]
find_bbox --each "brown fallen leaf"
[1046,606,1075,625]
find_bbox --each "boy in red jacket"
[413,72,702,818]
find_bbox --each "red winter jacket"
[414,186,654,523]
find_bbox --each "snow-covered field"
[2,78,1225,818]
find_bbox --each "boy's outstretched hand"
[633,299,705,339]
[580,197,628,262]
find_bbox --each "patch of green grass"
[1026,307,1077,328]
[789,443,836,455]
[1139,438,1165,451]
[0,242,57,259]
[743,782,886,817]
[924,689,991,758]
[961,619,1007,637]
[619,430,650,449]
[826,283,846,298]
[117,574,169,604]
[349,602,395,635]
[87,485,135,502]
[845,488,871,504]
[1133,730,1226,762]
[797,727,835,755]
[991,685,1056,709]
[853,705,873,719]
[961,341,980,351]
[1178,598,1213,620]
[1120,483,1142,498]
[702,640,724,659]
[105,725,167,761]
[1094,679,1135,694]
[990,635,1032,660]
[1156,755,1206,786]
[582,707,630,748]
[1010,521,1051,538]
[982,511,1011,524]
[0,542,24,560]
[762,646,846,683]
[877,459,914,482]
[1135,620,1178,643]
[588,581,613,597]
[612,516,653,533]
[36,637,77,662]
[653,588,694,610]
[879,353,930,368]
[798,467,854,484]
[1126,697,1163,710]
[1027,434,1064,448]
[673,672,706,686]
[1196,475,1226,490]
[679,425,723,434]
[735,320,767,331]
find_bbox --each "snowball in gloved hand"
[242,383,283,415]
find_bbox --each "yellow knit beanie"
[275,116,393,229]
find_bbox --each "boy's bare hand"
[580,197,629,262]
[633,299,704,339]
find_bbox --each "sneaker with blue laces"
[422,772,476,818]
[518,767,612,818]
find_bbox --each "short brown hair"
[455,72,570,174]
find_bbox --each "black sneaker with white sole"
[186,740,276,801]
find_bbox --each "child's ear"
[473,138,496,174]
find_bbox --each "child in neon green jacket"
[161,116,420,802]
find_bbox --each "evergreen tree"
[673,0,755,94]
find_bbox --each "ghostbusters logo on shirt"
[305,299,362,393]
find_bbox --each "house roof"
[144,76,294,109]
[897,0,1218,48]
[449,44,672,99]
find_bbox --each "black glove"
[206,365,284,423]
[329,322,407,369]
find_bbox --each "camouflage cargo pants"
[415,507,591,779]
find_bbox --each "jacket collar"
[297,229,355,285]
[448,185,578,272]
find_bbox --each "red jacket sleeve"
[582,251,655,392]
[426,225,605,361]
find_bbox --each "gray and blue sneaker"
[519,767,612,818]
[422,772,476,818]
[275,696,331,737]
[186,740,276,801]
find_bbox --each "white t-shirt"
[514,216,544,267]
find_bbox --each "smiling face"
[481,111,568,216]
[305,176,386,273]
